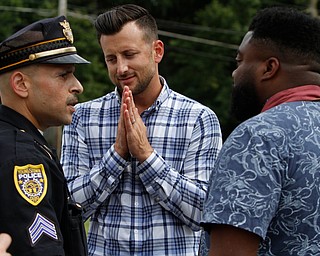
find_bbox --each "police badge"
[59,20,74,43]
[14,164,48,206]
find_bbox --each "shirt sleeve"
[61,109,129,218]
[201,121,285,238]
[0,130,65,255]
[61,104,222,229]
[138,108,222,231]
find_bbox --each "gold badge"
[59,20,74,43]
[14,164,48,206]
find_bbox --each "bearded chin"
[230,83,263,122]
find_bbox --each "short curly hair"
[248,7,320,63]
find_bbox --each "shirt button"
[134,229,138,234]
[134,202,139,206]
[155,197,160,202]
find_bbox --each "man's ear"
[261,57,280,81]
[153,40,164,63]
[10,71,29,98]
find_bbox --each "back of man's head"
[248,7,320,64]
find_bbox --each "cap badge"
[14,164,48,206]
[59,20,74,43]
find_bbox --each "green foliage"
[0,0,55,39]
[68,16,113,102]
[0,0,314,139]
[157,0,313,138]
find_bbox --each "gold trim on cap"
[6,37,67,55]
[0,59,30,71]
[0,46,77,72]
[29,46,76,61]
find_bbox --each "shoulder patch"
[14,164,48,206]
[28,212,58,246]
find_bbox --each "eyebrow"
[59,65,76,74]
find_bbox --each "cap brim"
[42,53,90,64]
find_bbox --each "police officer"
[0,16,89,255]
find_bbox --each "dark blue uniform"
[0,105,69,255]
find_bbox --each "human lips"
[66,98,78,113]
[118,75,135,85]
[68,105,76,113]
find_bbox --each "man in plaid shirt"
[61,4,222,255]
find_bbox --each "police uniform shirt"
[0,105,69,255]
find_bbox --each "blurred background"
[0,0,318,154]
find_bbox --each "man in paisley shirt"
[200,6,320,256]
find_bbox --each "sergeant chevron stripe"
[28,213,58,245]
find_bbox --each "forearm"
[137,111,222,230]
[138,151,208,231]
[208,224,260,256]
[62,143,127,218]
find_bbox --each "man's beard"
[116,69,154,96]
[230,80,264,122]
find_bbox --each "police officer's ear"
[10,70,30,98]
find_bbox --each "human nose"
[232,69,236,79]
[71,77,83,95]
[116,58,129,74]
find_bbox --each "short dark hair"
[94,4,158,43]
[248,7,320,63]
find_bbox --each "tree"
[0,0,315,141]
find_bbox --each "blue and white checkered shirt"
[61,78,222,256]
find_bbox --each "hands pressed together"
[114,86,154,163]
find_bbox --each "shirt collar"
[0,105,48,146]
[261,85,320,112]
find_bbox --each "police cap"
[0,15,90,74]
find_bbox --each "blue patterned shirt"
[61,78,222,256]
[200,101,320,255]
